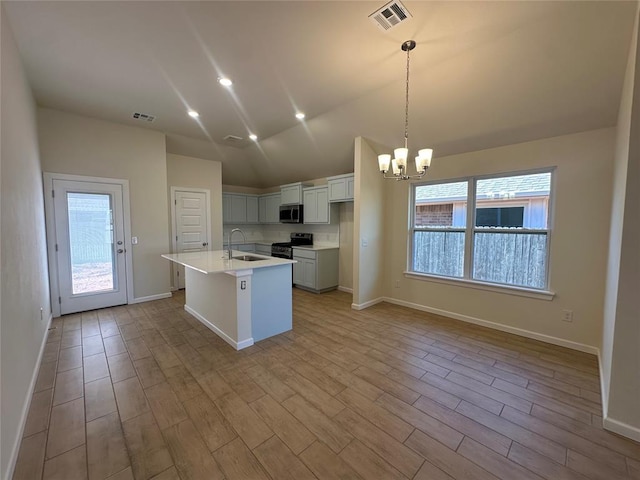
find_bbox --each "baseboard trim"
[603,416,640,443]
[351,297,384,310]
[337,286,353,294]
[5,314,53,480]
[184,305,254,351]
[129,292,172,304]
[596,351,640,442]
[381,296,599,355]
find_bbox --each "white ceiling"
[4,1,637,187]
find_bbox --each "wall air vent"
[223,135,244,142]
[132,112,156,122]
[369,0,412,31]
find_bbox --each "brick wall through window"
[415,203,453,226]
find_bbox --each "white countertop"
[292,244,339,251]
[162,250,295,275]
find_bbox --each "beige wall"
[167,153,223,250]
[602,5,640,440]
[0,9,51,479]
[381,128,614,349]
[38,108,171,300]
[353,137,387,307]
[338,202,354,290]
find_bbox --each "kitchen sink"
[232,255,265,262]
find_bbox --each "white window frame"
[407,168,555,300]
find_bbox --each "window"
[412,180,467,278]
[411,170,552,290]
[475,206,524,228]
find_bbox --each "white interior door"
[173,189,209,289]
[53,179,128,314]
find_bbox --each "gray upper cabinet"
[246,195,259,223]
[327,173,354,202]
[303,186,338,224]
[258,193,281,224]
[280,182,310,205]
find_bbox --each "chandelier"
[378,40,433,180]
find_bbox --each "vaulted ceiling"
[4,1,637,187]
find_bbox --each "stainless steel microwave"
[279,204,303,223]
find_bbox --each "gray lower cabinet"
[292,247,338,292]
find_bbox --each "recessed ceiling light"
[249,134,258,141]
[188,110,199,118]
[218,77,233,87]
[295,112,306,120]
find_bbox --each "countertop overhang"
[162,250,295,275]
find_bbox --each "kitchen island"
[162,250,295,350]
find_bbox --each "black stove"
[271,233,313,259]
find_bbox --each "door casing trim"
[43,172,134,317]
[170,186,211,289]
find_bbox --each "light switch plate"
[131,236,138,245]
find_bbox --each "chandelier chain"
[404,42,410,149]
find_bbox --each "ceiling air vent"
[223,135,244,142]
[132,112,156,123]
[369,0,412,31]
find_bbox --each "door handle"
[117,249,124,254]
[202,242,208,247]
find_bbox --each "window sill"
[403,271,555,301]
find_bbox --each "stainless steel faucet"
[227,228,246,260]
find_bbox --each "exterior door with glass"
[52,179,128,314]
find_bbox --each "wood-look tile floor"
[14,289,640,480]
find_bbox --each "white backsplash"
[223,223,339,245]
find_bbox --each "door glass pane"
[67,192,115,294]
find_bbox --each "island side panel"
[251,264,293,342]
[184,268,254,349]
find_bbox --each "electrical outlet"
[395,280,400,288]
[562,309,573,322]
